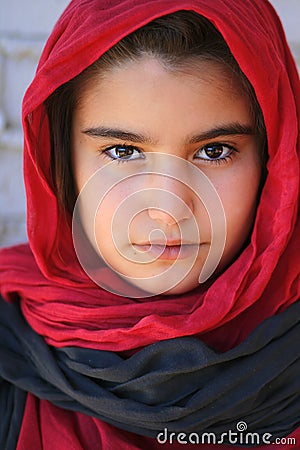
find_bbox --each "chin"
[161,280,201,296]
[127,275,201,297]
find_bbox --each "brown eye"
[204,144,224,159]
[194,143,235,161]
[104,145,143,161]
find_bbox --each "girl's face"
[72,57,262,296]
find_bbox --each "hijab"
[0,0,299,448]
[0,0,299,353]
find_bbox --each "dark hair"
[45,10,267,212]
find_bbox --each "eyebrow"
[82,127,154,144]
[189,123,254,143]
[82,122,254,145]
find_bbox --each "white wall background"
[0,0,299,248]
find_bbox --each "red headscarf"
[0,0,299,354]
[1,1,300,449]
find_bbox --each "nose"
[148,207,182,225]
[146,176,194,226]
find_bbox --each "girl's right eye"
[102,145,144,161]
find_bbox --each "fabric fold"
[1,296,299,445]
[0,0,299,354]
[0,0,299,448]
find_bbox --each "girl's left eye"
[194,143,235,162]
[103,145,143,161]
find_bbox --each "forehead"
[75,57,252,136]
[80,55,246,98]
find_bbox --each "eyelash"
[100,145,143,164]
[195,143,236,165]
[100,143,237,165]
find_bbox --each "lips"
[133,243,199,260]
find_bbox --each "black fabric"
[0,381,27,450]
[0,296,300,447]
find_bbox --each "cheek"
[219,165,261,257]
[95,191,125,232]
[93,182,136,258]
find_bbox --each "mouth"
[132,242,200,260]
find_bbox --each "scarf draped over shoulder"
[0,0,299,448]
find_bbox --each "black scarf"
[1,296,300,449]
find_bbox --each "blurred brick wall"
[0,0,299,248]
[0,0,69,247]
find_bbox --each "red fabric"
[0,0,299,353]
[16,395,300,450]
[0,0,299,448]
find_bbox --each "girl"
[0,0,299,449]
